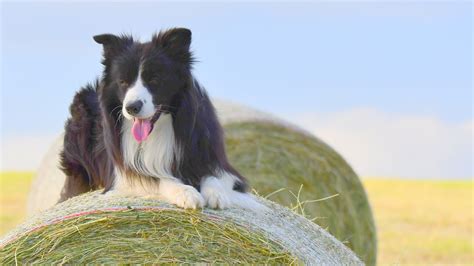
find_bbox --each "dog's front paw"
[201,187,231,209]
[174,185,205,210]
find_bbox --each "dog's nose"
[125,100,143,116]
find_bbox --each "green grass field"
[0,172,472,264]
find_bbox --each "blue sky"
[1,1,472,178]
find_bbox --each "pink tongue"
[132,119,152,142]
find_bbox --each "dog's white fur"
[122,72,155,120]
[121,114,178,181]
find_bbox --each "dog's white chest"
[121,114,178,180]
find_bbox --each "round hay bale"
[214,100,377,265]
[25,99,376,264]
[26,133,65,215]
[2,192,362,264]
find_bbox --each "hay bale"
[25,99,376,264]
[214,100,377,265]
[26,133,65,215]
[2,192,362,265]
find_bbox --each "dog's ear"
[93,34,133,59]
[153,28,192,61]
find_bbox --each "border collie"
[59,28,259,210]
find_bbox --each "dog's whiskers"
[109,105,123,117]
[112,106,124,131]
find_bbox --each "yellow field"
[364,179,473,265]
[0,172,34,235]
[0,172,472,264]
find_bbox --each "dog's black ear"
[93,34,133,59]
[153,28,192,61]
[161,28,191,52]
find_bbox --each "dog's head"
[94,28,193,142]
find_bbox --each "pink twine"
[1,206,225,248]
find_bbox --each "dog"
[59,28,260,210]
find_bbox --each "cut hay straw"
[3,210,294,264]
[2,191,363,265]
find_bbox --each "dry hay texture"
[1,192,362,265]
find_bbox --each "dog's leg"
[106,172,204,210]
[201,172,268,211]
[105,171,160,198]
[200,176,232,209]
[157,178,204,210]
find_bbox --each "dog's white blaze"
[122,73,155,120]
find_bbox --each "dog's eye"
[119,80,129,87]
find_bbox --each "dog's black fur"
[59,28,247,202]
